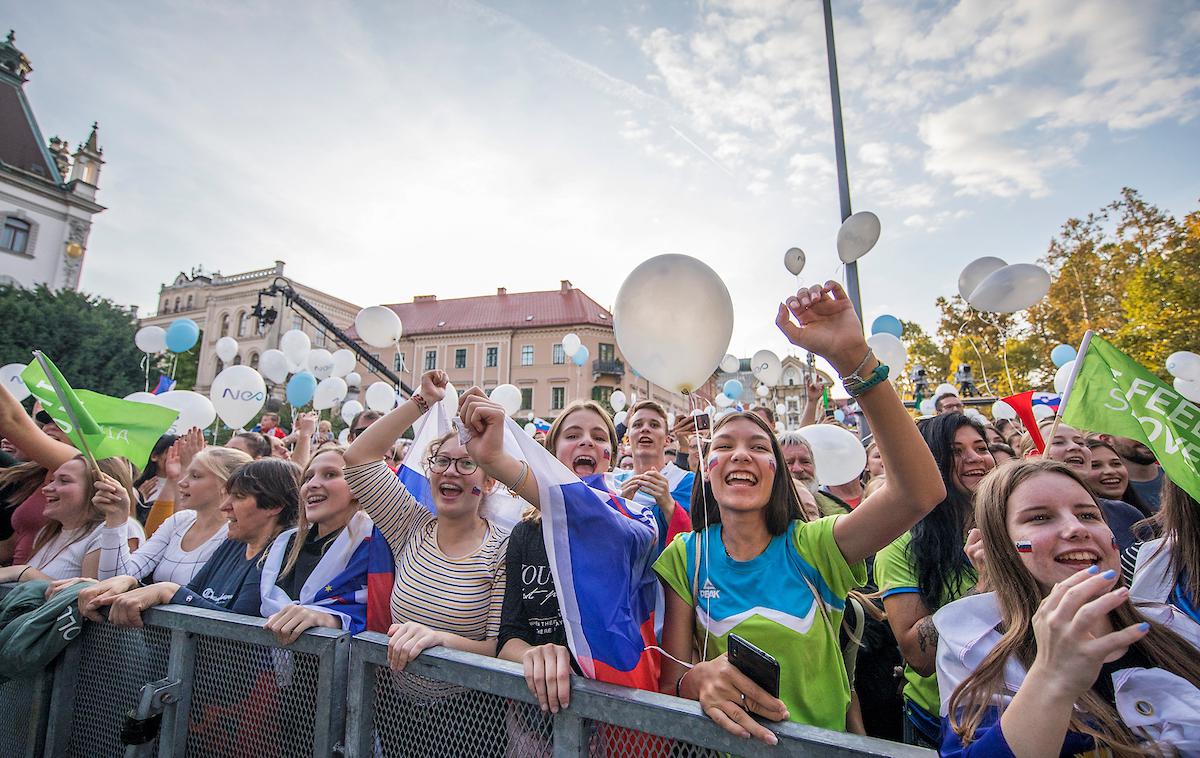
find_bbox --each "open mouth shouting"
[572,454,598,476]
[438,481,465,501]
[723,470,759,488]
[635,435,655,448]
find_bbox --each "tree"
[0,285,146,397]
[936,295,1041,397]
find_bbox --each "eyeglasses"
[348,427,369,439]
[427,454,478,475]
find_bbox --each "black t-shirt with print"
[497,519,572,657]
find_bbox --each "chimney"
[560,280,572,293]
[496,287,507,296]
[414,295,437,303]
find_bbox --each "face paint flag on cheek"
[602,448,611,459]
[1014,540,1033,553]
[1111,535,1119,550]
[471,486,482,496]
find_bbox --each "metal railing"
[0,588,931,757]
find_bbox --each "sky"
[8,0,1200,363]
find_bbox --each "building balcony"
[592,359,624,378]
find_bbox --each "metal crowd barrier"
[0,586,931,757]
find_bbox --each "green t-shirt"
[874,531,977,714]
[653,516,866,731]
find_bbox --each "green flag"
[1061,335,1200,503]
[21,354,179,469]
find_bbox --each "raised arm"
[0,383,75,471]
[458,389,540,508]
[776,282,944,565]
[343,371,447,466]
[290,411,318,469]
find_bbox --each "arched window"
[174,297,181,311]
[186,294,193,310]
[220,313,231,337]
[216,358,225,374]
[233,354,242,366]
[162,298,171,313]
[249,352,259,369]
[0,217,31,254]
[237,311,248,337]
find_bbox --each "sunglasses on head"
[35,410,53,425]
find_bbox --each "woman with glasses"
[343,370,510,670]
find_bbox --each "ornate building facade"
[0,32,105,290]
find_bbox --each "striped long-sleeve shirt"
[345,460,509,640]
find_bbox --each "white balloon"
[135,326,167,354]
[609,390,626,412]
[751,350,782,386]
[866,333,907,377]
[774,402,787,415]
[153,390,216,435]
[836,211,881,263]
[1166,351,1200,382]
[338,429,350,445]
[957,257,1008,302]
[784,247,806,276]
[340,399,364,426]
[715,393,734,408]
[919,398,936,416]
[968,263,1052,313]
[490,384,522,416]
[124,391,157,404]
[756,383,770,398]
[1032,403,1056,421]
[964,408,986,422]
[364,382,397,412]
[280,330,311,365]
[934,383,958,399]
[313,377,348,410]
[1175,377,1200,403]
[562,333,582,358]
[259,349,290,384]
[613,254,734,394]
[524,422,537,436]
[991,400,1018,420]
[355,306,403,348]
[345,371,362,388]
[666,412,676,427]
[209,365,267,429]
[214,336,239,363]
[719,354,740,374]
[306,348,335,380]
[331,349,356,378]
[0,363,30,402]
[613,411,628,427]
[1053,360,1076,394]
[798,425,867,486]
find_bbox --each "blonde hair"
[947,459,1200,755]
[32,456,136,556]
[544,400,618,467]
[192,447,253,484]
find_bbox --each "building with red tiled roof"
[0,31,106,290]
[361,280,687,420]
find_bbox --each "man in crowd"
[347,410,384,442]
[227,431,271,459]
[778,430,853,517]
[1102,434,1164,511]
[934,392,965,415]
[253,411,287,439]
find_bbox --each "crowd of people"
[1,281,1198,756]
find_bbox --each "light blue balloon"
[1050,343,1076,368]
[164,318,200,353]
[286,372,318,406]
[572,345,590,366]
[723,379,743,398]
[871,314,904,338]
[834,408,846,423]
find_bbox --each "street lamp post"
[822,0,862,320]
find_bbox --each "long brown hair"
[31,456,136,555]
[948,459,1200,755]
[1147,479,1200,607]
[281,447,353,578]
[0,461,48,510]
[689,411,802,536]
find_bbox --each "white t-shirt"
[28,519,146,580]
[98,510,228,585]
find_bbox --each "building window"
[552,344,565,364]
[551,386,565,410]
[425,350,437,370]
[739,358,751,372]
[291,315,303,332]
[0,217,31,253]
[237,311,248,337]
[175,297,182,312]
[486,347,498,368]
[455,348,467,369]
[598,343,615,362]
[216,358,224,374]
[162,299,170,313]
[220,313,231,337]
[591,386,613,410]
[249,352,259,369]
[186,294,193,310]
[314,325,327,348]
[520,388,533,411]
[521,345,534,366]
[393,353,404,372]
[233,354,242,366]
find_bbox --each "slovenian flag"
[395,392,455,512]
[1000,390,1061,453]
[504,417,661,690]
[152,374,176,395]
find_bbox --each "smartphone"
[727,633,780,699]
[693,411,711,432]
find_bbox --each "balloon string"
[957,315,996,397]
[141,354,150,393]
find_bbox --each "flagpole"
[33,351,100,473]
[1041,330,1093,458]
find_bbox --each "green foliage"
[0,285,146,397]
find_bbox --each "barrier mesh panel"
[65,622,171,757]
[371,666,547,758]
[185,635,321,757]
[0,675,42,755]
[585,721,722,757]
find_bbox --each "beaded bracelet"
[844,363,890,398]
[411,393,429,413]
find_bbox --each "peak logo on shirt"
[699,578,720,600]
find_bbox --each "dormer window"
[1,217,30,254]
